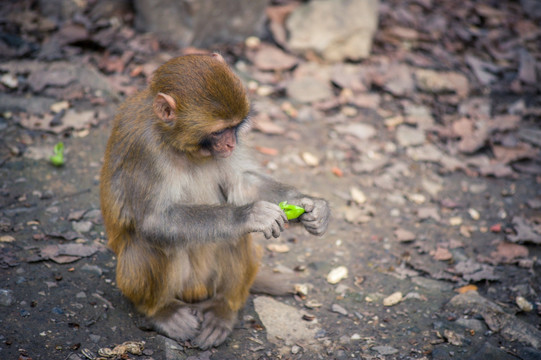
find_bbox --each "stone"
[286,77,334,103]
[134,0,267,48]
[286,0,379,62]
[254,296,321,350]
[447,291,541,349]
[395,125,426,147]
[0,289,15,306]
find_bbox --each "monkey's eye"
[212,129,227,137]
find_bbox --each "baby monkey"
[100,53,330,349]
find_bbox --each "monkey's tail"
[250,268,295,296]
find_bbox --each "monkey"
[100,53,330,349]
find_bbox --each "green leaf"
[50,142,65,166]
[279,201,305,220]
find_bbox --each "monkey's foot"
[152,306,201,342]
[193,311,235,349]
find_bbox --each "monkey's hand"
[298,197,330,236]
[244,201,288,239]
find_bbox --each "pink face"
[199,127,237,158]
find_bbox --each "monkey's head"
[150,53,250,158]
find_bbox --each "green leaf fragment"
[279,201,305,220]
[50,142,65,166]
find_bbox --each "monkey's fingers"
[262,228,273,239]
[300,198,315,212]
[195,312,233,349]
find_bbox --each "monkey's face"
[198,118,251,158]
[199,127,237,158]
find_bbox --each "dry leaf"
[394,228,416,242]
[455,284,478,294]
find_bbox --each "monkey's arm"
[140,201,288,244]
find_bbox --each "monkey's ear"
[153,92,177,123]
[211,53,225,63]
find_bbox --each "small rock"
[0,289,15,306]
[50,101,70,113]
[81,264,104,276]
[52,306,64,315]
[372,345,399,355]
[301,152,320,167]
[455,318,485,332]
[75,291,87,299]
[327,266,348,284]
[449,217,463,226]
[468,208,481,220]
[287,77,333,103]
[335,123,376,140]
[0,235,15,243]
[516,296,533,312]
[291,345,301,354]
[395,125,426,147]
[89,334,101,343]
[443,329,464,346]
[267,243,290,253]
[351,333,361,341]
[331,303,348,316]
[350,187,367,204]
[72,221,93,233]
[383,291,403,306]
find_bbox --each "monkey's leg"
[150,301,201,342]
[194,236,260,349]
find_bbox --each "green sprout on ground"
[50,142,65,167]
[279,201,305,220]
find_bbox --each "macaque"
[100,53,330,349]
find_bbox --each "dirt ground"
[1,1,541,360]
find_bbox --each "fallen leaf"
[455,284,478,294]
[252,113,285,135]
[255,146,278,156]
[507,216,541,244]
[251,45,299,71]
[394,228,416,242]
[335,123,376,140]
[432,247,453,261]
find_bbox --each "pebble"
[372,345,399,355]
[0,289,15,306]
[291,345,301,354]
[52,307,64,315]
[89,334,101,343]
[301,152,320,167]
[72,221,93,233]
[267,243,290,253]
[395,125,426,147]
[455,318,484,332]
[350,187,367,204]
[326,266,348,284]
[81,264,103,276]
[468,208,480,220]
[383,291,403,306]
[516,296,533,312]
[331,303,348,316]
